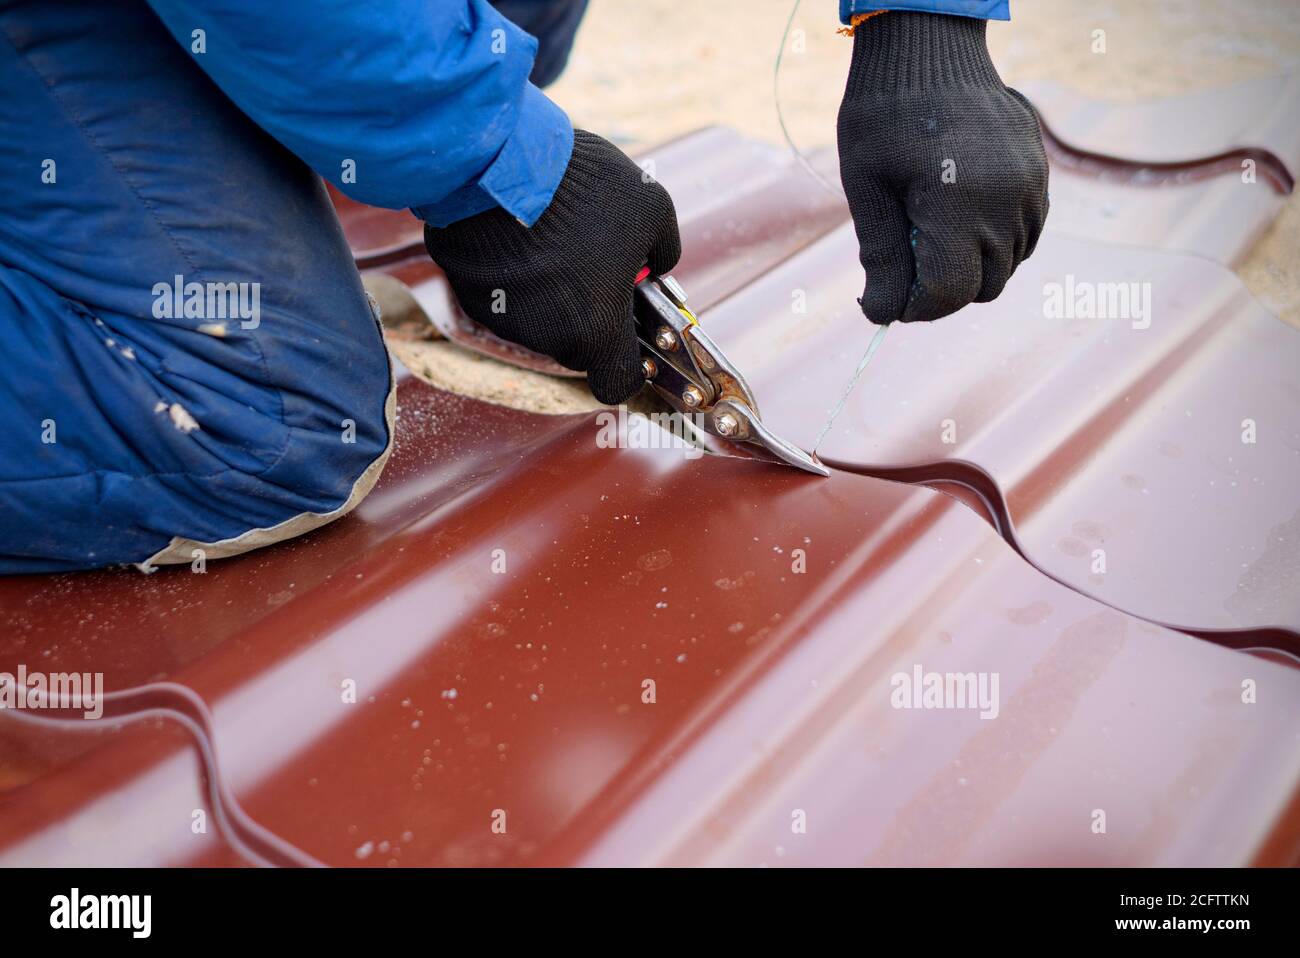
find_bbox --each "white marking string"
[775,0,889,460]
[774,0,844,199]
[812,321,890,456]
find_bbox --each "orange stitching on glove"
[836,11,887,37]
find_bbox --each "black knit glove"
[424,130,681,404]
[837,12,1049,325]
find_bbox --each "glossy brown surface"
[4,377,1299,866]
[396,116,1300,639]
[0,711,262,867]
[1027,77,1298,266]
[711,224,1300,639]
[1023,76,1300,184]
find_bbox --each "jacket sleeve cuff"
[412,84,574,228]
[840,1,1010,22]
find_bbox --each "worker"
[0,0,1046,573]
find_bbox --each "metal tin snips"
[632,267,829,477]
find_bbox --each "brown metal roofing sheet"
[706,221,1300,639]
[1022,75,1300,180]
[0,711,263,867]
[375,112,1300,639]
[1038,164,1288,267]
[1026,75,1299,266]
[3,376,1299,866]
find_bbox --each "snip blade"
[812,322,891,456]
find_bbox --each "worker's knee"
[0,267,393,573]
[134,284,396,569]
[241,285,394,507]
[139,343,395,570]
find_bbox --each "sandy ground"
[396,0,1300,411]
